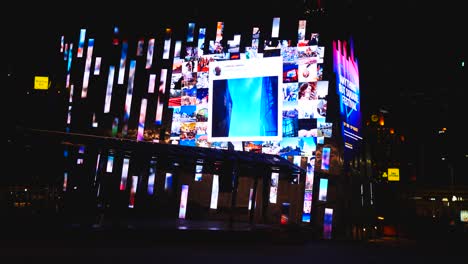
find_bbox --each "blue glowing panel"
[208,57,282,142]
[118,41,128,84]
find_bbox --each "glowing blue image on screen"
[318,178,328,201]
[147,160,156,195]
[208,57,283,142]
[321,147,330,170]
[165,173,173,191]
[106,155,114,173]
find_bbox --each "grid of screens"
[59,17,334,160]
[166,19,332,158]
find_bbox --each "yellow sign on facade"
[34,76,49,90]
[387,168,400,181]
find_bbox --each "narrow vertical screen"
[94,57,101,75]
[155,69,167,125]
[179,184,189,219]
[210,174,219,209]
[269,172,279,204]
[120,157,130,191]
[323,208,333,239]
[106,155,114,173]
[146,38,155,69]
[128,176,138,208]
[118,41,128,84]
[271,17,280,38]
[187,22,195,43]
[148,74,156,93]
[318,178,328,201]
[137,98,147,141]
[122,60,136,137]
[104,66,115,113]
[321,147,330,170]
[164,172,173,191]
[163,28,172,60]
[147,159,156,195]
[81,38,94,98]
[77,29,86,58]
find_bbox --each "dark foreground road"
[1,222,466,264]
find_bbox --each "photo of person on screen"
[298,82,318,100]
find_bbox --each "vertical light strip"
[210,174,219,209]
[147,74,156,93]
[271,17,280,38]
[77,29,86,58]
[64,43,68,60]
[302,168,314,222]
[104,66,115,113]
[128,176,138,208]
[186,22,195,43]
[174,41,182,58]
[215,22,224,42]
[66,105,72,126]
[66,74,70,89]
[323,208,333,239]
[164,172,173,191]
[63,172,68,192]
[67,43,73,73]
[93,153,101,187]
[122,60,136,137]
[197,28,206,54]
[137,98,147,141]
[94,57,101,75]
[298,20,306,44]
[60,36,64,53]
[147,159,156,195]
[269,172,279,204]
[118,40,128,84]
[120,157,130,191]
[321,147,330,170]
[106,155,114,173]
[68,84,74,103]
[162,28,172,60]
[145,38,155,69]
[136,38,144,56]
[81,38,94,98]
[318,178,328,201]
[248,188,254,210]
[179,185,189,219]
[155,69,167,125]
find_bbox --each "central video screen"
[208,57,283,142]
[207,57,283,142]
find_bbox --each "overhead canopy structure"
[21,127,304,178]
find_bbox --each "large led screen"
[333,39,361,160]
[208,57,283,142]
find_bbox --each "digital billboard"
[56,16,341,224]
[208,57,283,142]
[333,38,361,160]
